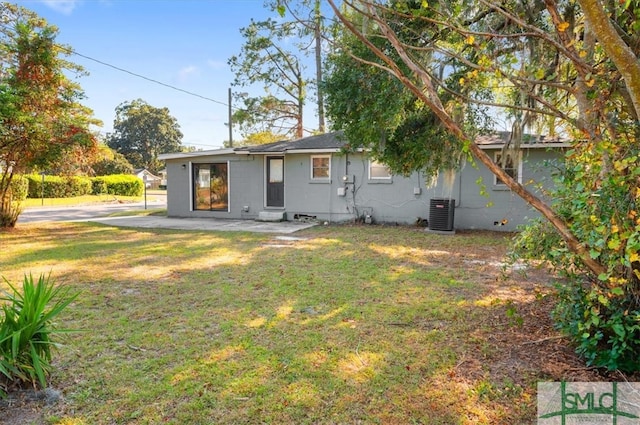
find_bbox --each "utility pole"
[315,0,325,133]
[228,87,233,148]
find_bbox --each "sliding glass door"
[193,163,228,211]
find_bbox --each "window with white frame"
[311,155,331,180]
[494,151,521,185]
[369,160,392,180]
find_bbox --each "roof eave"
[285,148,343,154]
[159,148,235,160]
[478,142,570,149]
[235,150,285,155]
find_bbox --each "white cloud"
[207,60,226,70]
[41,0,81,15]
[177,65,200,82]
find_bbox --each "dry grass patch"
[1,223,637,424]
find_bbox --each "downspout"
[457,168,462,208]
[345,152,349,176]
[328,153,333,222]
[345,152,353,220]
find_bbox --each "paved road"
[18,200,166,223]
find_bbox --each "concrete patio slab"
[87,216,317,234]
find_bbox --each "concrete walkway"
[87,216,318,234]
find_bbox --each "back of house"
[158,131,567,232]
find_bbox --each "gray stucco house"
[158,131,567,231]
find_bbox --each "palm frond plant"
[0,273,78,396]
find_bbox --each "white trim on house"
[159,148,235,160]
[286,148,342,154]
[479,142,569,150]
[238,148,342,155]
[188,161,193,212]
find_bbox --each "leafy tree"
[317,0,640,371]
[228,18,308,139]
[90,144,134,176]
[225,131,285,148]
[0,3,97,227]
[229,0,330,140]
[274,0,327,133]
[49,129,102,176]
[107,99,183,175]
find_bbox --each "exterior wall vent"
[429,198,455,231]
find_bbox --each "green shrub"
[8,175,28,202]
[511,136,640,372]
[552,282,640,372]
[26,174,61,198]
[91,178,107,195]
[65,176,92,197]
[0,273,78,396]
[26,174,92,198]
[25,174,142,198]
[91,174,143,197]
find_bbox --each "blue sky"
[15,0,279,150]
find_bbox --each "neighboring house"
[158,169,167,189]
[158,131,568,231]
[133,168,162,190]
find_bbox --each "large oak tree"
[107,99,183,175]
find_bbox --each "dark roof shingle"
[235,131,346,153]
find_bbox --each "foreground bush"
[514,219,640,372]
[510,130,640,373]
[0,274,78,396]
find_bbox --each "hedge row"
[25,174,143,198]
[91,175,143,197]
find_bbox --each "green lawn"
[22,190,166,208]
[0,222,576,424]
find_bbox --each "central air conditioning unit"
[429,198,455,232]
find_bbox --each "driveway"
[18,201,165,223]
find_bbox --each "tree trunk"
[329,0,608,277]
[297,76,305,138]
[578,0,640,118]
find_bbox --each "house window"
[193,163,229,211]
[494,151,521,185]
[311,155,331,180]
[369,160,392,179]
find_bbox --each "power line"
[0,22,312,137]
[58,45,231,108]
[0,21,233,108]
